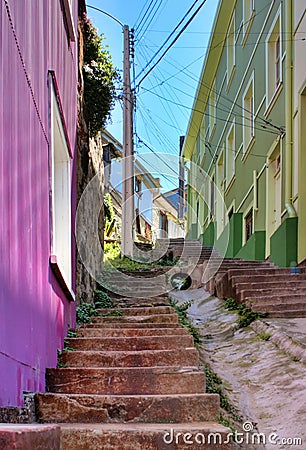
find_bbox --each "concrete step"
[64,335,194,351]
[85,322,180,329]
[72,327,188,338]
[236,280,306,293]
[0,424,60,450]
[35,393,219,424]
[59,423,231,449]
[263,309,306,318]
[107,296,170,308]
[90,313,179,324]
[241,287,306,302]
[95,306,173,316]
[60,348,199,368]
[251,296,306,310]
[228,268,297,279]
[231,273,306,287]
[46,367,205,395]
[208,261,272,270]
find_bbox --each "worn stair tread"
[95,306,173,316]
[46,366,206,395]
[60,422,231,450]
[91,313,179,324]
[60,348,199,368]
[35,392,220,424]
[84,322,180,329]
[72,327,188,338]
[64,335,194,351]
[0,424,61,450]
[264,310,306,318]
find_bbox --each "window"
[228,207,234,221]
[135,176,142,194]
[243,0,254,40]
[243,76,254,153]
[245,209,253,242]
[210,176,215,219]
[266,13,282,107]
[50,77,72,289]
[275,36,281,87]
[227,15,235,84]
[209,81,216,137]
[226,123,235,185]
[62,0,76,42]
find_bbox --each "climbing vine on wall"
[83,16,119,137]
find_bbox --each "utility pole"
[122,25,134,257]
[178,136,185,220]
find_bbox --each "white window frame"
[227,14,236,86]
[265,9,282,111]
[243,205,254,244]
[49,76,73,293]
[209,81,216,139]
[242,73,255,156]
[62,0,76,42]
[242,0,255,44]
[226,121,235,187]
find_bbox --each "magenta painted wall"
[0,0,78,406]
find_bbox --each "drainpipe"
[284,0,297,217]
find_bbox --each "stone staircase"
[205,258,306,318]
[154,238,306,318]
[34,301,231,449]
[156,238,213,264]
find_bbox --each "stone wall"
[76,4,104,304]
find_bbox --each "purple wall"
[0,0,78,406]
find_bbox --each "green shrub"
[224,298,267,329]
[76,302,98,324]
[83,18,119,136]
[93,289,114,308]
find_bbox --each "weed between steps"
[200,362,242,432]
[224,298,268,329]
[169,299,201,347]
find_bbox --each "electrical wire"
[135,0,208,88]
[135,1,161,41]
[139,45,285,135]
[135,133,178,176]
[135,0,200,80]
[140,87,280,136]
[136,0,164,44]
[133,0,153,29]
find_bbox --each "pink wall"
[0,0,78,406]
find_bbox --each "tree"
[83,17,119,137]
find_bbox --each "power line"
[139,43,284,135]
[133,0,152,29]
[135,0,200,81]
[140,86,280,136]
[136,154,176,186]
[142,36,306,49]
[135,0,208,88]
[135,0,164,44]
[135,133,178,176]
[135,0,161,40]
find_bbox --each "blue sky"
[85,0,218,191]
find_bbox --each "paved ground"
[171,288,306,450]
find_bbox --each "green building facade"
[183,0,306,267]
